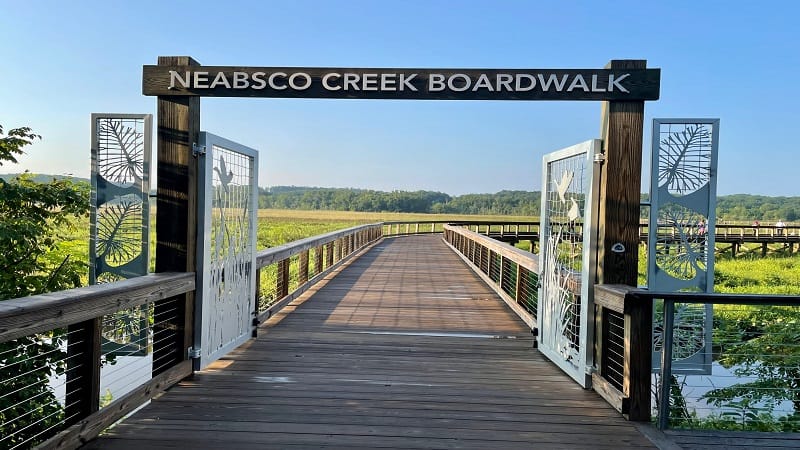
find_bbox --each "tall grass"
[45,209,800,295]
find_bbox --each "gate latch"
[188,347,202,359]
[192,143,206,157]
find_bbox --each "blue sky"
[1,1,798,196]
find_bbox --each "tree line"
[2,176,798,222]
[261,186,799,221]
[259,186,542,216]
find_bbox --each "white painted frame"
[538,139,601,388]
[195,132,259,370]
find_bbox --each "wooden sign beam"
[142,65,660,101]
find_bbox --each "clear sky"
[1,0,798,196]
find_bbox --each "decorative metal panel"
[538,140,601,387]
[90,114,152,357]
[648,119,720,374]
[196,132,259,369]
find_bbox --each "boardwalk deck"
[86,235,656,449]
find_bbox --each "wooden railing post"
[593,285,651,422]
[326,241,335,267]
[624,293,652,421]
[299,251,309,284]
[277,258,290,299]
[64,318,102,425]
[315,245,324,274]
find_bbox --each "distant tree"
[0,124,90,447]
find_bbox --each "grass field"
[47,208,800,295]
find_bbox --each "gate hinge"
[192,143,206,157]
[593,152,606,164]
[187,347,201,359]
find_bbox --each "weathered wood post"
[597,59,646,287]
[299,250,309,284]
[314,245,324,275]
[596,59,650,421]
[152,56,200,375]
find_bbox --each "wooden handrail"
[0,272,195,344]
[256,223,382,268]
[442,224,538,328]
[592,284,652,422]
[443,224,538,272]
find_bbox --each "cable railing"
[0,273,194,449]
[593,286,800,433]
[387,220,799,258]
[442,224,538,328]
[650,292,800,432]
[255,223,383,323]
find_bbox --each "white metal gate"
[538,139,601,387]
[195,132,259,369]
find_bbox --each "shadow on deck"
[86,235,657,449]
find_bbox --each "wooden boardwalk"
[87,235,656,449]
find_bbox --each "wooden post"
[314,245,324,274]
[299,250,309,284]
[624,295,653,421]
[326,241,335,267]
[596,60,647,286]
[153,56,200,376]
[64,318,102,425]
[277,258,290,298]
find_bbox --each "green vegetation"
[261,186,800,223]
[3,157,800,439]
[260,186,541,215]
[0,125,91,448]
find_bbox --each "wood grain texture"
[663,429,800,449]
[38,361,192,450]
[593,284,635,313]
[624,295,652,422]
[86,236,656,449]
[0,272,194,343]
[256,224,381,268]
[443,225,538,272]
[154,56,200,375]
[597,60,646,286]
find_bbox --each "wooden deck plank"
[86,235,656,449]
[664,429,800,449]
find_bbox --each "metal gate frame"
[538,139,601,388]
[194,132,259,370]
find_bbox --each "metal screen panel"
[538,139,601,387]
[90,114,151,283]
[90,114,152,360]
[196,132,259,369]
[648,119,719,374]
